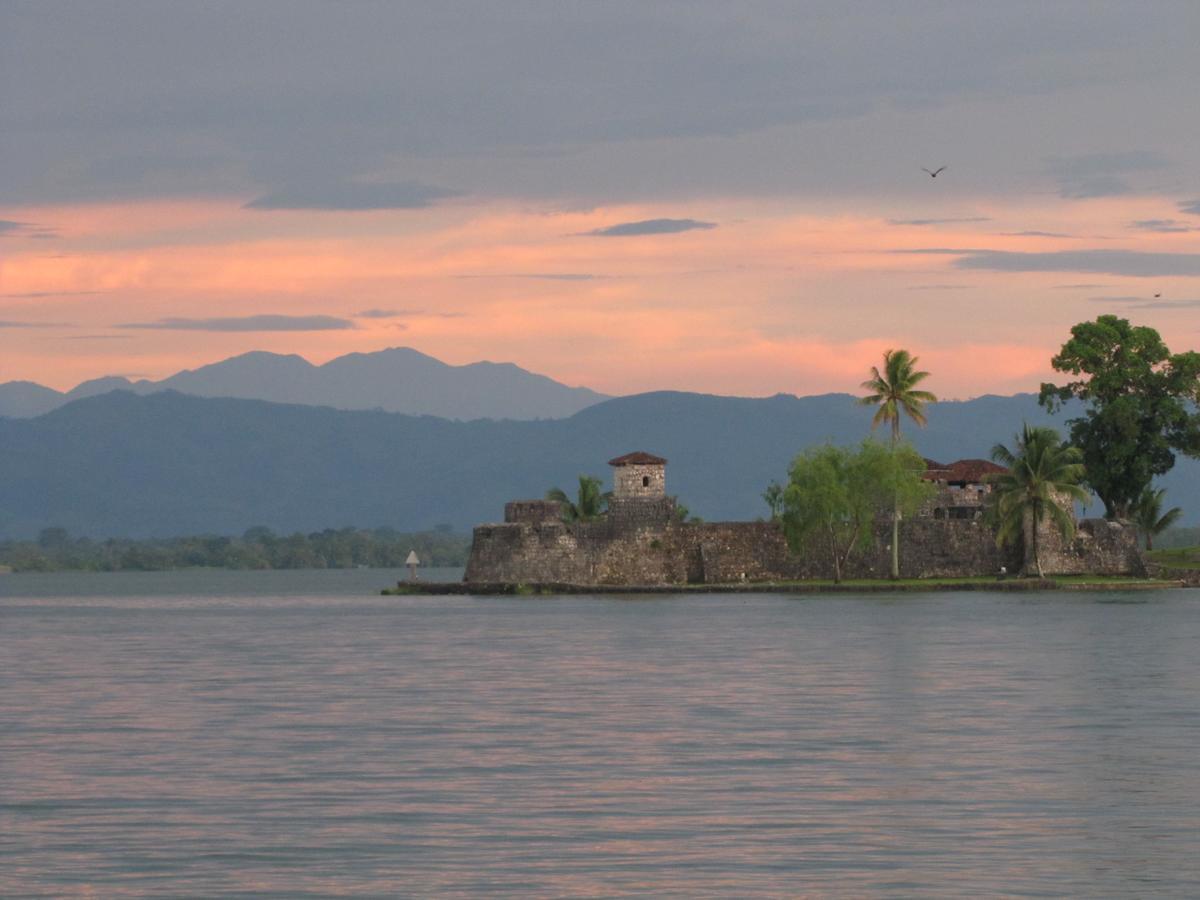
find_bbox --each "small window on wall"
[642,476,650,487]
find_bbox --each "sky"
[2,1,1199,399]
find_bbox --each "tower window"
[642,476,650,487]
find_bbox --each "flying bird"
[1154,293,1162,298]
[922,166,947,178]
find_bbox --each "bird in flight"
[922,166,947,178]
[1154,293,1162,298]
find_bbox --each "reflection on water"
[4,578,1200,896]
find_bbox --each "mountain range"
[0,347,609,421]
[1,388,1195,539]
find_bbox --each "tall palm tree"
[860,349,938,578]
[546,475,607,522]
[1132,487,1182,551]
[860,349,938,443]
[989,424,1089,577]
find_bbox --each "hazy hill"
[0,347,609,421]
[1,389,1196,539]
[0,381,63,418]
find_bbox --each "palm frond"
[990,443,1017,467]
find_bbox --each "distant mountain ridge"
[1,388,1195,539]
[0,347,610,421]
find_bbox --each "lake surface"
[4,572,1200,897]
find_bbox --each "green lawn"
[1145,546,1200,570]
[385,574,1181,595]
[760,575,1172,590]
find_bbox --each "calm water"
[4,572,1200,897]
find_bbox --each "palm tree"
[546,475,607,522]
[860,349,938,578]
[988,424,1089,577]
[1132,487,1182,551]
[762,481,785,521]
[860,349,938,443]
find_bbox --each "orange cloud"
[2,193,1197,394]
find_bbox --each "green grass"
[1145,546,1200,570]
[754,575,1172,590]
[383,573,1181,596]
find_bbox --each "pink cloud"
[2,194,1197,396]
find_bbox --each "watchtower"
[608,451,667,498]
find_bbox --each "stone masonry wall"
[505,500,565,524]
[1033,517,1146,576]
[613,464,666,499]
[465,512,1143,586]
[607,496,677,527]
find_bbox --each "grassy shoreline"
[384,575,1183,596]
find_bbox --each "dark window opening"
[642,476,650,487]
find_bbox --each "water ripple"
[3,579,1200,896]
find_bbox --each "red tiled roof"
[923,458,1007,483]
[608,451,668,466]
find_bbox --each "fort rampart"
[465,511,1144,586]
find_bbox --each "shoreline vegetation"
[0,527,472,573]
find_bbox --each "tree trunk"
[890,419,901,580]
[827,524,841,584]
[890,506,900,580]
[1032,520,1044,578]
[1146,532,1153,551]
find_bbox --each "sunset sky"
[2,2,1199,398]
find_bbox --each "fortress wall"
[465,513,1143,586]
[607,497,677,527]
[1035,518,1146,576]
[666,522,798,583]
[885,518,1017,579]
[505,500,564,524]
[590,525,686,585]
[464,522,592,583]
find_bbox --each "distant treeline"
[1156,525,1200,550]
[0,526,472,572]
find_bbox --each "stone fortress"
[464,451,1145,586]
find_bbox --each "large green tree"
[988,425,1089,578]
[860,349,938,578]
[546,475,607,522]
[782,440,932,583]
[1039,315,1200,519]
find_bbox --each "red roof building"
[608,451,668,467]
[923,458,1007,485]
[920,458,1008,521]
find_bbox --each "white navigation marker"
[406,550,421,581]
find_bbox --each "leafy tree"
[546,475,607,522]
[782,440,932,583]
[1039,315,1200,518]
[1132,487,1182,551]
[988,424,1089,577]
[762,481,785,521]
[859,349,938,578]
[670,498,703,524]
